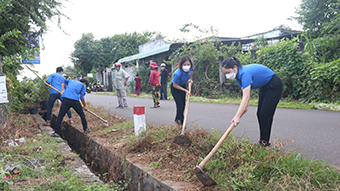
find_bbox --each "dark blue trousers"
[54,98,87,134]
[46,93,72,122]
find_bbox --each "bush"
[300,58,340,103]
[257,38,307,99]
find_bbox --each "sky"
[20,0,303,79]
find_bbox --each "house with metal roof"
[102,29,301,91]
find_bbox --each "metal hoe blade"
[194,165,217,187]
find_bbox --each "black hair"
[179,55,193,70]
[56,67,63,72]
[221,56,242,69]
[136,73,139,76]
[80,78,89,87]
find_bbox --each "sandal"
[69,120,74,124]
[84,130,90,135]
[150,106,158,108]
[43,122,50,126]
[51,133,60,137]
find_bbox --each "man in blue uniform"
[51,79,89,137]
[44,67,73,126]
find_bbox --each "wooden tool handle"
[198,113,244,168]
[181,83,192,135]
[25,65,62,94]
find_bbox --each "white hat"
[161,63,166,67]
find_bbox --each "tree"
[71,31,165,77]
[0,0,68,112]
[71,33,97,76]
[292,0,339,38]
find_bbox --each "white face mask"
[225,69,236,80]
[161,67,165,70]
[115,67,120,71]
[182,65,190,72]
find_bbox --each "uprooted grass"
[67,103,340,190]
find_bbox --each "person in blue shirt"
[51,79,89,137]
[221,57,282,146]
[44,67,73,126]
[170,55,193,126]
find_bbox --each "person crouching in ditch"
[51,79,90,137]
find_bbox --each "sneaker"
[116,105,123,109]
[123,105,128,109]
[252,141,271,147]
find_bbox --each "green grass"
[93,91,340,111]
[0,135,126,191]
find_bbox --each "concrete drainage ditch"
[49,115,196,191]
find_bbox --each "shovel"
[173,83,192,145]
[25,64,109,126]
[194,112,245,186]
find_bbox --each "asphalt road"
[85,94,340,167]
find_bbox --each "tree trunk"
[0,56,8,130]
[218,56,225,92]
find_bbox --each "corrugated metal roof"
[118,44,172,63]
[117,53,139,63]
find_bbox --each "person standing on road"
[51,79,89,137]
[134,73,142,96]
[221,56,282,146]
[113,63,129,109]
[170,55,193,125]
[44,67,73,126]
[148,62,161,108]
[160,63,169,100]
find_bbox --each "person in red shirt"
[148,62,160,108]
[134,73,142,95]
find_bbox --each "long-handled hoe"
[173,83,192,145]
[25,64,109,126]
[194,113,244,186]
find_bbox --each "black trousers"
[54,98,87,134]
[170,83,186,125]
[160,83,167,100]
[46,93,72,122]
[257,74,283,144]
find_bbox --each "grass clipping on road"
[81,103,340,190]
[1,103,340,190]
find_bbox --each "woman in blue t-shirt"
[170,55,193,125]
[222,57,282,146]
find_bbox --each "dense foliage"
[0,0,68,112]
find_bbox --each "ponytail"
[221,56,242,69]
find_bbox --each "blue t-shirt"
[61,80,86,101]
[46,73,66,94]
[172,68,193,86]
[236,64,275,89]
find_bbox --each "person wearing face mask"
[160,63,169,100]
[170,55,193,125]
[112,63,129,109]
[148,62,161,108]
[222,56,282,146]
